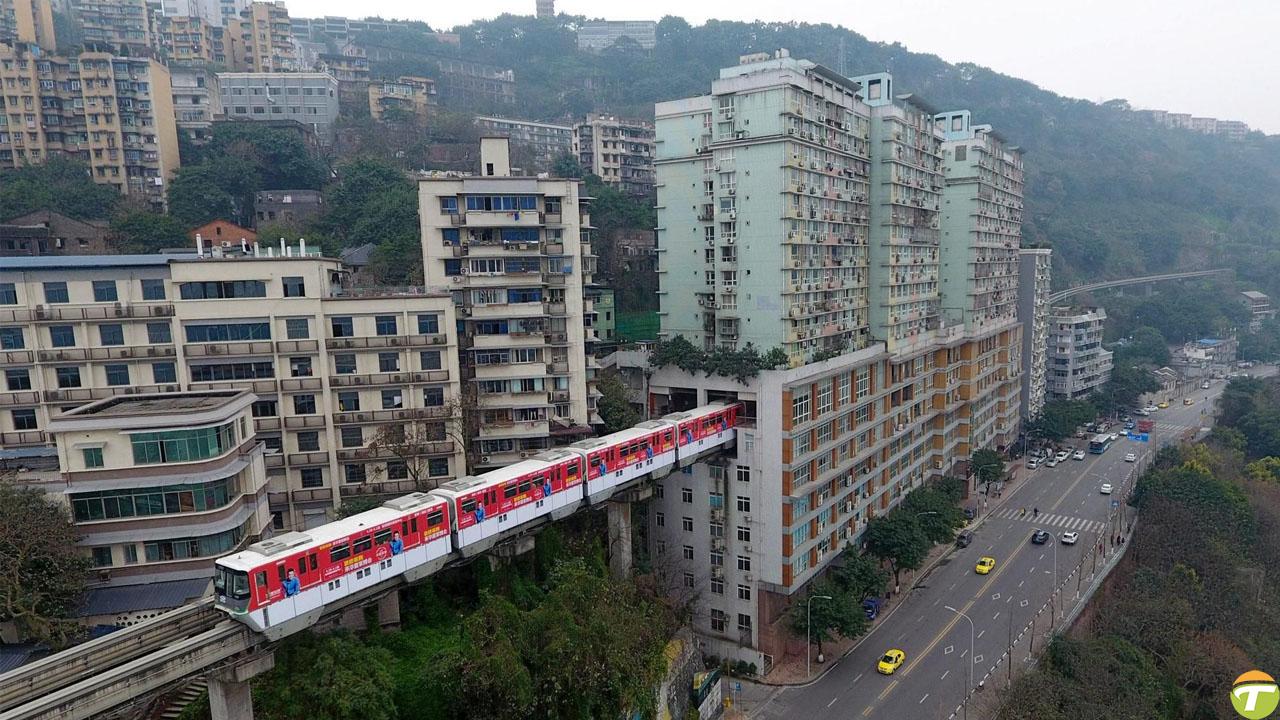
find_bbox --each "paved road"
[754,372,1259,720]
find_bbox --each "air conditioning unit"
[742,544,753,554]
[727,188,736,196]
[712,567,724,579]
[432,336,445,344]
[744,573,754,582]
[147,347,157,356]
[452,276,464,284]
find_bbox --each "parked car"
[1027,458,1040,470]
[1055,450,1070,463]
[1100,483,1114,494]
[1046,456,1059,468]
[1061,531,1079,545]
[863,597,883,620]
[955,531,973,548]
[963,506,977,520]
[1073,450,1086,461]
[1031,530,1050,545]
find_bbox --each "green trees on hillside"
[0,158,119,221]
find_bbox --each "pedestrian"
[1033,507,1039,518]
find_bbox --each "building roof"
[0,645,44,674]
[77,578,211,617]
[340,242,376,267]
[1242,290,1269,300]
[0,254,171,270]
[57,390,250,419]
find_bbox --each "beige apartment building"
[74,0,154,57]
[157,13,245,68]
[0,248,464,531]
[368,75,436,125]
[234,0,297,72]
[418,137,600,470]
[0,43,180,209]
[573,113,655,196]
[0,0,56,47]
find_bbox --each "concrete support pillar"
[377,589,401,630]
[209,652,275,720]
[607,499,633,580]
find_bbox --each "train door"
[292,551,322,616]
[374,526,406,579]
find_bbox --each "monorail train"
[214,402,740,638]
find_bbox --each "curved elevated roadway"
[1047,268,1230,304]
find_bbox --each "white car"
[1124,453,1137,463]
[1061,531,1079,545]
[1026,458,1040,470]
[1055,451,1070,463]
[1046,457,1059,468]
[1100,483,1113,494]
[1109,433,1120,442]
[1073,450,1085,461]
[1143,405,1158,413]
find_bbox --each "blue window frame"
[0,327,24,349]
[417,314,439,334]
[43,281,69,304]
[507,288,542,304]
[92,280,118,302]
[49,325,75,347]
[441,228,460,245]
[99,324,124,346]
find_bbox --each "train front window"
[216,567,250,599]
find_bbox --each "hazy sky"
[295,0,1279,133]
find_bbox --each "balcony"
[283,415,327,429]
[185,340,275,357]
[0,302,174,323]
[333,406,452,425]
[286,451,329,466]
[324,334,448,350]
[0,430,47,446]
[452,210,544,228]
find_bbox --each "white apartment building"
[573,113,655,196]
[217,72,340,144]
[0,249,463,531]
[418,137,599,470]
[1018,248,1052,418]
[1046,306,1112,400]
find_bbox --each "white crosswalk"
[991,507,1107,534]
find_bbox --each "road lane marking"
[941,670,949,680]
[993,612,1000,620]
[862,705,873,717]
[828,697,838,708]
[853,672,864,684]
[878,680,898,700]
[919,693,929,704]
[978,629,986,639]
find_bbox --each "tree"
[167,157,259,228]
[110,210,188,253]
[788,579,867,657]
[971,448,1006,496]
[197,124,328,191]
[317,157,418,251]
[551,152,585,179]
[254,633,397,720]
[863,511,929,591]
[0,484,90,647]
[832,548,888,602]
[596,370,640,433]
[900,485,966,544]
[0,158,120,221]
[366,419,453,492]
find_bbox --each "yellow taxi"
[877,648,906,675]
[1157,401,1169,409]
[975,556,996,575]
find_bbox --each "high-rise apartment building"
[169,66,221,141]
[473,115,573,169]
[316,50,369,110]
[216,72,340,144]
[0,0,56,48]
[0,44,180,208]
[576,20,656,52]
[73,0,154,56]
[649,52,1025,669]
[418,137,600,470]
[234,0,297,72]
[573,113,655,197]
[1018,248,1052,419]
[157,14,244,67]
[1046,306,1112,400]
[0,249,465,531]
[535,0,553,18]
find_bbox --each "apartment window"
[381,389,403,409]
[340,426,363,448]
[419,350,442,370]
[289,357,312,377]
[105,364,130,386]
[682,516,694,532]
[681,487,693,504]
[683,572,695,588]
[737,614,752,633]
[179,281,266,299]
[737,526,751,542]
[299,468,323,488]
[147,322,172,343]
[5,368,31,390]
[330,317,353,337]
[655,511,665,527]
[439,197,458,214]
[423,387,444,406]
[737,584,751,601]
[655,483,664,499]
[792,392,810,424]
[737,555,752,572]
[0,283,16,304]
[710,609,727,632]
[711,550,724,566]
[839,374,851,404]
[682,544,694,560]
[282,276,305,297]
[56,366,82,388]
[297,431,320,452]
[428,458,449,477]
[375,315,397,336]
[378,352,399,372]
[99,324,124,346]
[334,354,356,374]
[0,327,22,350]
[285,318,309,339]
[43,281,69,304]
[387,461,408,480]
[737,466,751,483]
[49,325,75,348]
[152,362,177,383]
[710,578,724,595]
[344,464,366,484]
[92,280,118,302]
[140,278,165,300]
[251,399,278,417]
[417,314,440,334]
[338,392,360,411]
[857,368,871,398]
[12,408,37,430]
[82,447,104,469]
[91,547,113,568]
[817,382,832,415]
[293,394,316,414]
[736,496,751,513]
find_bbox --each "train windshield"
[215,566,250,599]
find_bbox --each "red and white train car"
[431,450,584,552]
[571,420,678,502]
[214,492,450,637]
[666,402,740,462]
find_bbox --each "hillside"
[377,15,1280,292]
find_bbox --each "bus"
[1088,433,1113,454]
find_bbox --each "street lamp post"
[945,605,975,720]
[806,594,833,680]
[1046,531,1060,617]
